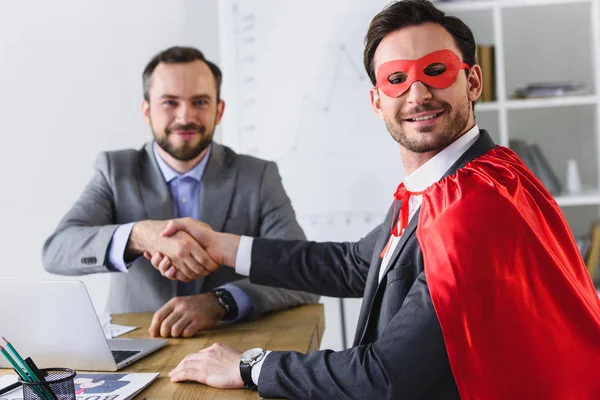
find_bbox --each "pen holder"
[20,368,76,400]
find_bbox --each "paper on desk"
[98,312,138,339]
[109,323,138,338]
[0,372,159,400]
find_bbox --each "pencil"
[0,345,52,400]
[1,338,55,400]
[0,345,29,381]
[2,338,39,382]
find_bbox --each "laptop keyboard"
[111,350,141,364]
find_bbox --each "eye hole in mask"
[377,50,470,98]
[423,63,447,77]
[387,63,448,85]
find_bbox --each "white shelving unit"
[439,0,592,12]
[439,0,600,237]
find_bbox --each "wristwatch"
[239,347,266,390]
[212,288,239,320]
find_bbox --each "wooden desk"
[112,304,324,399]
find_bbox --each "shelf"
[438,0,592,13]
[475,101,499,111]
[438,0,498,11]
[474,96,597,111]
[554,190,600,207]
[505,94,598,110]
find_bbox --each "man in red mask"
[146,0,600,398]
[376,49,471,99]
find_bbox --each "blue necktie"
[175,176,199,297]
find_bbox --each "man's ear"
[467,64,483,103]
[141,99,151,126]
[215,100,225,125]
[369,87,385,120]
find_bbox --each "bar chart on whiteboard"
[217,0,407,350]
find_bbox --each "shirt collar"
[152,142,212,183]
[404,124,480,192]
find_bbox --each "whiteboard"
[217,0,407,350]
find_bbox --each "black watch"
[212,288,239,320]
[239,347,266,390]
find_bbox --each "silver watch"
[239,347,266,389]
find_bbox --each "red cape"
[418,146,600,399]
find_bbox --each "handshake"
[128,217,240,282]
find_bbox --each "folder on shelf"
[509,139,535,169]
[575,235,592,262]
[527,144,562,195]
[509,139,562,195]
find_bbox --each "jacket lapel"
[137,143,178,295]
[197,143,236,232]
[355,207,420,345]
[352,204,396,346]
[377,206,420,280]
[138,142,174,221]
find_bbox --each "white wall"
[3,0,592,355]
[0,0,219,311]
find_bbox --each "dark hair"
[142,46,223,102]
[363,0,476,86]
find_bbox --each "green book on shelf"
[586,222,600,282]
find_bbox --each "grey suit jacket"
[246,131,496,399]
[42,142,318,316]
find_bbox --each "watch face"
[241,348,264,363]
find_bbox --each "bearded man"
[43,46,317,338]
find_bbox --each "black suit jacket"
[248,131,496,399]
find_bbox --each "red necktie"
[380,183,424,259]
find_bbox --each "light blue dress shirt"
[106,142,252,322]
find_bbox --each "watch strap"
[240,361,256,389]
[239,348,265,390]
[212,288,239,320]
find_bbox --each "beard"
[385,95,470,154]
[153,121,215,161]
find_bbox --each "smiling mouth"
[173,130,199,135]
[405,112,442,122]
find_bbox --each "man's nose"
[405,81,433,105]
[175,103,192,123]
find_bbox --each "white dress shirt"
[378,125,481,282]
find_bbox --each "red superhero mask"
[376,49,471,98]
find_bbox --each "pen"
[24,357,46,381]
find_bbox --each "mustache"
[166,123,206,134]
[398,102,452,120]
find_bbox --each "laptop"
[0,280,168,371]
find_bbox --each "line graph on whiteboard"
[218,0,405,242]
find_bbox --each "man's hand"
[144,218,241,278]
[169,343,244,389]
[148,293,226,338]
[128,220,219,281]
